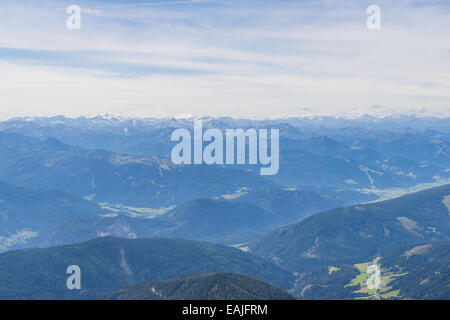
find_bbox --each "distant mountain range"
[0,132,273,207]
[1,116,448,189]
[339,133,450,168]
[0,115,448,300]
[0,237,294,299]
[107,272,296,300]
[275,136,446,186]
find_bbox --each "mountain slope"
[162,199,282,243]
[227,186,374,223]
[268,145,446,188]
[347,133,450,167]
[29,199,283,247]
[107,273,296,300]
[292,241,450,300]
[28,215,169,248]
[0,237,295,299]
[250,185,450,273]
[18,184,376,250]
[0,179,104,251]
[284,136,445,180]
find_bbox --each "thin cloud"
[0,0,448,119]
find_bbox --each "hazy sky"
[0,0,449,120]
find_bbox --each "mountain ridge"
[107,272,296,300]
[250,184,450,273]
[0,236,295,299]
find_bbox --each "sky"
[0,0,449,120]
